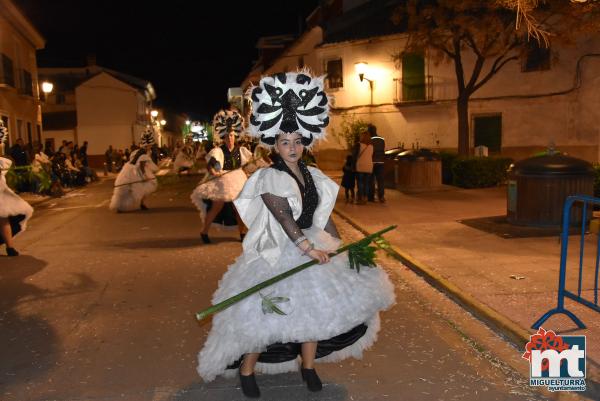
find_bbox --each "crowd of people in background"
[4,138,98,195]
[104,143,170,173]
[1,133,321,197]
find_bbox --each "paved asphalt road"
[0,177,549,401]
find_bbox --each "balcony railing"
[394,75,433,104]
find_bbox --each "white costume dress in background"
[190,144,252,227]
[109,149,158,212]
[197,164,395,381]
[173,143,194,172]
[0,157,34,244]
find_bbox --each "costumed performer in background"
[190,109,252,244]
[109,129,159,212]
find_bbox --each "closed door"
[474,115,502,153]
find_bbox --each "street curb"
[333,207,531,346]
[334,206,600,399]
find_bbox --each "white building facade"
[242,0,600,169]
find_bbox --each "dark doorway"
[473,115,502,153]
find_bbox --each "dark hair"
[367,124,377,137]
[266,133,314,147]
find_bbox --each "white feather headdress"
[140,129,155,147]
[213,109,244,138]
[246,70,331,146]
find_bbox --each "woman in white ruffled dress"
[197,71,395,398]
[109,130,158,212]
[173,138,195,175]
[0,121,33,256]
[190,109,252,243]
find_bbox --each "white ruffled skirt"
[109,164,157,212]
[0,179,34,242]
[190,169,247,225]
[174,152,194,171]
[197,226,396,382]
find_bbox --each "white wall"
[307,33,600,162]
[258,27,324,79]
[75,72,144,155]
[42,129,75,147]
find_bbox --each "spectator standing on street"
[59,140,68,155]
[368,124,385,203]
[44,141,55,158]
[354,131,373,205]
[79,141,89,167]
[9,138,30,192]
[341,154,356,203]
[105,145,114,173]
[10,138,29,166]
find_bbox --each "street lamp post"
[354,62,374,105]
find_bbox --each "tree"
[497,0,600,45]
[331,115,369,152]
[392,0,600,156]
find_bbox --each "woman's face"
[275,133,304,164]
[224,131,236,148]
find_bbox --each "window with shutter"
[0,54,15,87]
[326,59,343,89]
[523,41,551,72]
[20,70,33,96]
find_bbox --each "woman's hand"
[307,248,330,264]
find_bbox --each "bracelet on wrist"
[293,236,308,246]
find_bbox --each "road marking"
[47,199,109,211]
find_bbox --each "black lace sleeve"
[261,192,305,244]
[324,216,340,239]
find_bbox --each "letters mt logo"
[523,327,586,392]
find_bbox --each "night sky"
[15,0,321,120]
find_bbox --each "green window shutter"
[402,53,425,101]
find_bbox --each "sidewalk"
[328,173,600,381]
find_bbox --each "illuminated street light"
[160,119,166,126]
[354,61,373,104]
[41,81,54,94]
[151,110,159,118]
[185,120,191,125]
[354,62,368,82]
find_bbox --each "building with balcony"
[39,59,157,167]
[242,0,600,168]
[0,0,45,151]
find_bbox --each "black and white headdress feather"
[140,129,155,147]
[213,109,244,138]
[246,70,330,147]
[0,120,7,143]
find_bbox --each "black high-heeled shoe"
[201,233,211,244]
[239,368,260,398]
[6,247,19,257]
[301,367,322,392]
